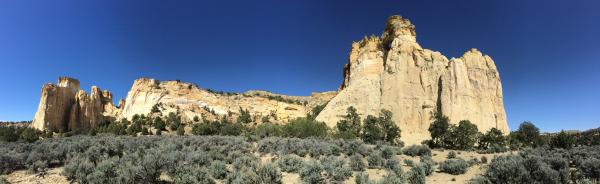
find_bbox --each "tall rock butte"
[316,15,509,144]
[31,77,119,132]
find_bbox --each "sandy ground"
[1,150,512,184]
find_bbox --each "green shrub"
[257,163,282,184]
[439,158,470,175]
[402,145,431,157]
[484,155,530,183]
[481,156,488,164]
[171,165,216,184]
[403,159,414,167]
[384,158,402,175]
[320,156,352,182]
[0,126,18,142]
[209,160,228,179]
[277,154,304,173]
[447,151,457,159]
[251,123,283,138]
[578,158,600,181]
[349,154,365,171]
[282,118,329,138]
[227,167,260,184]
[405,164,426,184]
[381,146,397,160]
[468,176,490,184]
[19,128,40,143]
[367,151,384,168]
[355,172,373,184]
[299,161,324,184]
[420,155,435,176]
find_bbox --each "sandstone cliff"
[31,77,119,132]
[120,78,336,123]
[32,77,336,132]
[316,15,509,144]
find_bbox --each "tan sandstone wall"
[316,15,509,145]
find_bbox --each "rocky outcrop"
[316,15,509,144]
[31,77,118,132]
[121,78,336,124]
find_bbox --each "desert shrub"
[484,155,530,183]
[0,126,18,142]
[342,140,370,156]
[282,118,329,138]
[420,155,435,176]
[251,123,283,138]
[481,156,488,164]
[257,163,282,184]
[447,151,457,159]
[381,146,397,160]
[468,176,491,184]
[403,159,414,167]
[384,158,402,175]
[86,157,119,184]
[227,167,260,184]
[233,156,259,171]
[380,173,405,184]
[402,145,431,157]
[172,165,216,184]
[439,158,470,175]
[349,154,366,171]
[405,164,426,184]
[355,172,373,184]
[63,154,95,184]
[19,127,40,143]
[367,151,384,168]
[299,161,324,184]
[277,154,304,173]
[209,160,228,179]
[578,158,600,181]
[320,156,352,182]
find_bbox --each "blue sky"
[0,0,598,132]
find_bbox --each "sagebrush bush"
[257,163,282,184]
[209,160,228,179]
[277,154,304,173]
[355,172,373,184]
[420,155,435,176]
[171,165,215,184]
[349,154,365,171]
[578,157,600,181]
[384,157,402,175]
[402,145,431,157]
[367,151,384,168]
[439,158,470,175]
[320,156,352,182]
[484,155,530,183]
[227,167,260,184]
[299,161,324,184]
[405,164,426,184]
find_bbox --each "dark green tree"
[550,130,576,149]
[336,106,362,139]
[167,112,181,131]
[379,109,401,144]
[428,109,450,148]
[479,128,506,150]
[511,121,542,147]
[362,115,383,144]
[193,116,201,123]
[450,120,479,150]
[153,118,166,131]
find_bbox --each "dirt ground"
[1,150,512,184]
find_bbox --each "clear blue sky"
[1,0,598,132]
